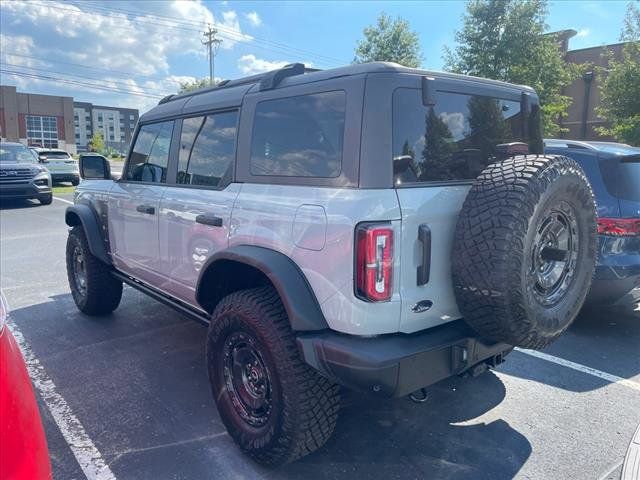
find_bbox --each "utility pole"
[202,25,222,86]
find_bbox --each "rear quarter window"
[392,88,537,185]
[250,90,346,178]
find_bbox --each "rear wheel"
[452,155,597,349]
[66,226,122,315]
[206,286,340,466]
[71,177,80,186]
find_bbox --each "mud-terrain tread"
[66,226,122,315]
[206,286,340,466]
[451,155,597,349]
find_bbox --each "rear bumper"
[0,183,51,199]
[587,235,640,304]
[51,173,79,182]
[297,319,512,397]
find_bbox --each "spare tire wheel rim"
[222,331,272,427]
[529,201,579,306]
[72,245,88,296]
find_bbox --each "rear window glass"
[250,90,345,178]
[393,88,540,185]
[600,157,640,202]
[41,151,71,159]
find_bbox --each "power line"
[0,51,179,83]
[72,0,348,65]
[0,69,164,99]
[0,62,173,95]
[26,0,344,67]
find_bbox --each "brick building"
[0,85,139,154]
[0,85,76,153]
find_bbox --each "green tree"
[596,2,640,145]
[444,0,580,136]
[89,132,104,153]
[178,78,210,94]
[354,13,422,67]
[421,108,454,180]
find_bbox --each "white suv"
[65,63,598,466]
[32,148,80,185]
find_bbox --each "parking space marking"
[9,322,116,480]
[53,196,74,205]
[517,348,640,392]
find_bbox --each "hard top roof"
[140,62,535,123]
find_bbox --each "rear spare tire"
[452,155,597,349]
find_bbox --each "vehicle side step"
[111,271,210,326]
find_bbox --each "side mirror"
[79,155,111,180]
[38,154,48,163]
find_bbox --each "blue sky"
[0,1,631,113]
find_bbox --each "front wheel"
[39,193,53,205]
[66,226,122,315]
[206,287,340,466]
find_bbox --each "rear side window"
[393,88,533,185]
[177,111,238,188]
[250,90,345,177]
[126,121,174,183]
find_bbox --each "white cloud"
[237,54,289,75]
[245,11,262,27]
[237,54,313,75]
[1,1,252,75]
[439,111,466,139]
[576,28,590,38]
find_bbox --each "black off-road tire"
[206,286,340,467]
[452,155,597,349]
[66,226,122,315]
[39,193,53,205]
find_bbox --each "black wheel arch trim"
[196,245,329,332]
[65,204,111,265]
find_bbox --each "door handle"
[417,224,431,286]
[136,204,155,215]
[196,214,223,227]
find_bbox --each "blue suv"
[545,139,640,304]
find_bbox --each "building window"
[26,115,59,148]
[129,114,135,121]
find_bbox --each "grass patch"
[53,185,76,194]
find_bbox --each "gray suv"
[0,142,53,205]
[65,63,598,466]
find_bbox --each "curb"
[622,423,640,480]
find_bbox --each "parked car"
[545,139,640,304]
[0,291,52,479]
[65,62,598,466]
[31,148,80,186]
[0,142,53,205]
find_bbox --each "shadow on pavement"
[0,198,44,209]
[501,289,640,392]
[10,292,531,480]
[275,372,531,480]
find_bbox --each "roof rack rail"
[157,63,319,105]
[259,63,306,90]
[158,94,175,105]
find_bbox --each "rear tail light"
[597,218,640,237]
[355,224,394,302]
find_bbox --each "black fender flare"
[65,204,111,265]
[196,245,329,332]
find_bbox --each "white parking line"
[516,348,640,392]
[53,196,74,205]
[9,322,116,480]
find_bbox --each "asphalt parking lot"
[1,195,639,480]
